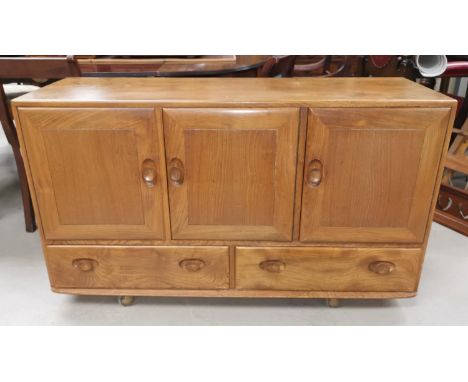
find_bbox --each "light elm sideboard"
[12,77,456,306]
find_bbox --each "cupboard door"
[300,108,451,243]
[163,108,299,240]
[19,108,165,240]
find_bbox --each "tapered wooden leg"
[326,298,340,308]
[12,146,36,232]
[119,296,135,306]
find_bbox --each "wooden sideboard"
[12,77,456,306]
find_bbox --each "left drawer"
[18,108,166,240]
[46,246,230,290]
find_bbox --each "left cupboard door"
[18,108,166,240]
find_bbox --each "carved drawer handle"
[437,194,453,211]
[179,258,206,272]
[142,159,157,188]
[459,203,468,220]
[72,258,98,272]
[368,261,395,275]
[306,159,323,187]
[169,158,184,186]
[259,260,286,273]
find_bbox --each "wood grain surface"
[46,246,229,290]
[236,247,421,292]
[300,107,451,243]
[163,108,299,240]
[18,108,166,240]
[12,77,455,108]
[11,77,456,300]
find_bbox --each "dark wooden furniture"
[294,56,362,77]
[0,56,81,232]
[78,55,273,77]
[428,59,468,235]
[441,60,468,130]
[434,118,468,235]
[258,56,297,77]
[12,77,456,306]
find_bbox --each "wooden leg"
[12,146,36,232]
[119,296,135,306]
[326,298,340,308]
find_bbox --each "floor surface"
[0,144,467,325]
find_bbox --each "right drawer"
[236,247,421,292]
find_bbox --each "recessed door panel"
[19,108,165,240]
[300,108,450,243]
[163,108,299,240]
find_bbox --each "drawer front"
[236,247,421,292]
[46,246,229,290]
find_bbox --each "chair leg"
[11,146,36,232]
[1,84,36,232]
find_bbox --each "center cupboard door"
[163,108,299,240]
[19,108,166,240]
[300,107,451,244]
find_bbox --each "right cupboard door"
[300,108,451,244]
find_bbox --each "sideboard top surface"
[13,77,455,108]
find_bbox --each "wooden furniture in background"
[363,56,418,80]
[12,77,455,306]
[438,59,468,132]
[293,55,362,77]
[434,118,468,235]
[426,58,467,235]
[258,56,297,77]
[0,56,81,232]
[77,55,272,77]
[78,55,296,78]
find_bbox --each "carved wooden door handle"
[72,258,98,272]
[259,260,286,273]
[169,158,185,186]
[179,258,206,272]
[368,261,395,275]
[306,159,323,187]
[141,159,157,188]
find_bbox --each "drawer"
[236,247,421,292]
[46,246,230,290]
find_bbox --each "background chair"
[293,55,360,77]
[257,55,297,77]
